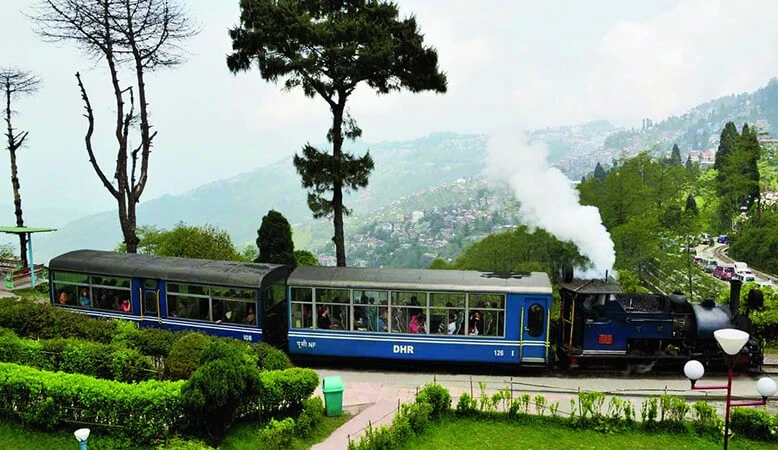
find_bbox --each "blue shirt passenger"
[78,289,90,307]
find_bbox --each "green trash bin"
[322,376,344,417]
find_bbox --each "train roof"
[288,266,552,294]
[49,250,290,289]
[558,277,623,294]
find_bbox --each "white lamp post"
[74,428,90,450]
[683,328,776,450]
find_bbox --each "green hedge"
[0,328,155,382]
[0,362,184,444]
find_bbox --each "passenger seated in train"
[447,315,457,334]
[468,311,483,335]
[78,288,91,307]
[171,300,187,318]
[409,313,426,334]
[317,305,331,329]
[120,299,131,312]
[56,290,69,305]
[377,309,388,332]
[244,305,256,325]
[409,296,421,317]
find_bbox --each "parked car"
[703,260,718,273]
[693,256,704,264]
[717,235,729,244]
[698,233,712,245]
[713,264,736,280]
[734,270,756,283]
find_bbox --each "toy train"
[46,250,764,371]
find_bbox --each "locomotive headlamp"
[756,377,777,400]
[713,328,750,356]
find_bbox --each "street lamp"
[683,328,777,449]
[73,428,90,450]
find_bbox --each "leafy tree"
[30,0,198,253]
[670,143,682,166]
[1,69,40,267]
[117,223,242,261]
[256,210,296,266]
[227,0,447,266]
[294,249,320,266]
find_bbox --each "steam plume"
[485,129,615,277]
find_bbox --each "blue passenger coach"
[48,250,290,343]
[286,267,554,365]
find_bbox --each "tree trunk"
[4,84,27,267]
[9,150,27,267]
[331,104,346,267]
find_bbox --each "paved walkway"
[311,381,417,450]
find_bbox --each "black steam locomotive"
[556,274,763,370]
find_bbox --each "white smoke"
[485,129,615,277]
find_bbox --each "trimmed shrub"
[180,356,262,445]
[295,397,324,436]
[259,417,295,450]
[250,342,292,371]
[0,362,184,444]
[261,347,293,371]
[164,332,212,380]
[730,407,778,442]
[416,383,451,418]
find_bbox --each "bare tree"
[1,68,41,268]
[28,0,198,252]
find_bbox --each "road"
[700,243,777,287]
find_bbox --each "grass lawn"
[0,414,350,449]
[404,416,776,450]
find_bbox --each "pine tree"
[670,143,682,166]
[594,162,606,180]
[685,155,693,171]
[256,210,296,266]
[685,194,698,214]
[714,122,738,171]
[227,1,447,266]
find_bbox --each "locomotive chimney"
[729,278,743,316]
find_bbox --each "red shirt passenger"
[120,299,131,312]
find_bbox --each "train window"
[53,284,78,306]
[430,293,465,335]
[290,287,313,329]
[168,295,204,320]
[315,289,350,330]
[90,275,131,288]
[390,291,427,334]
[350,290,388,332]
[52,271,89,284]
[526,303,544,338]
[466,294,506,337]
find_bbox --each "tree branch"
[76,71,120,199]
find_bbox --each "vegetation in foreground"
[0,413,351,450]
[404,415,777,450]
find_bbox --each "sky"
[1,0,778,229]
